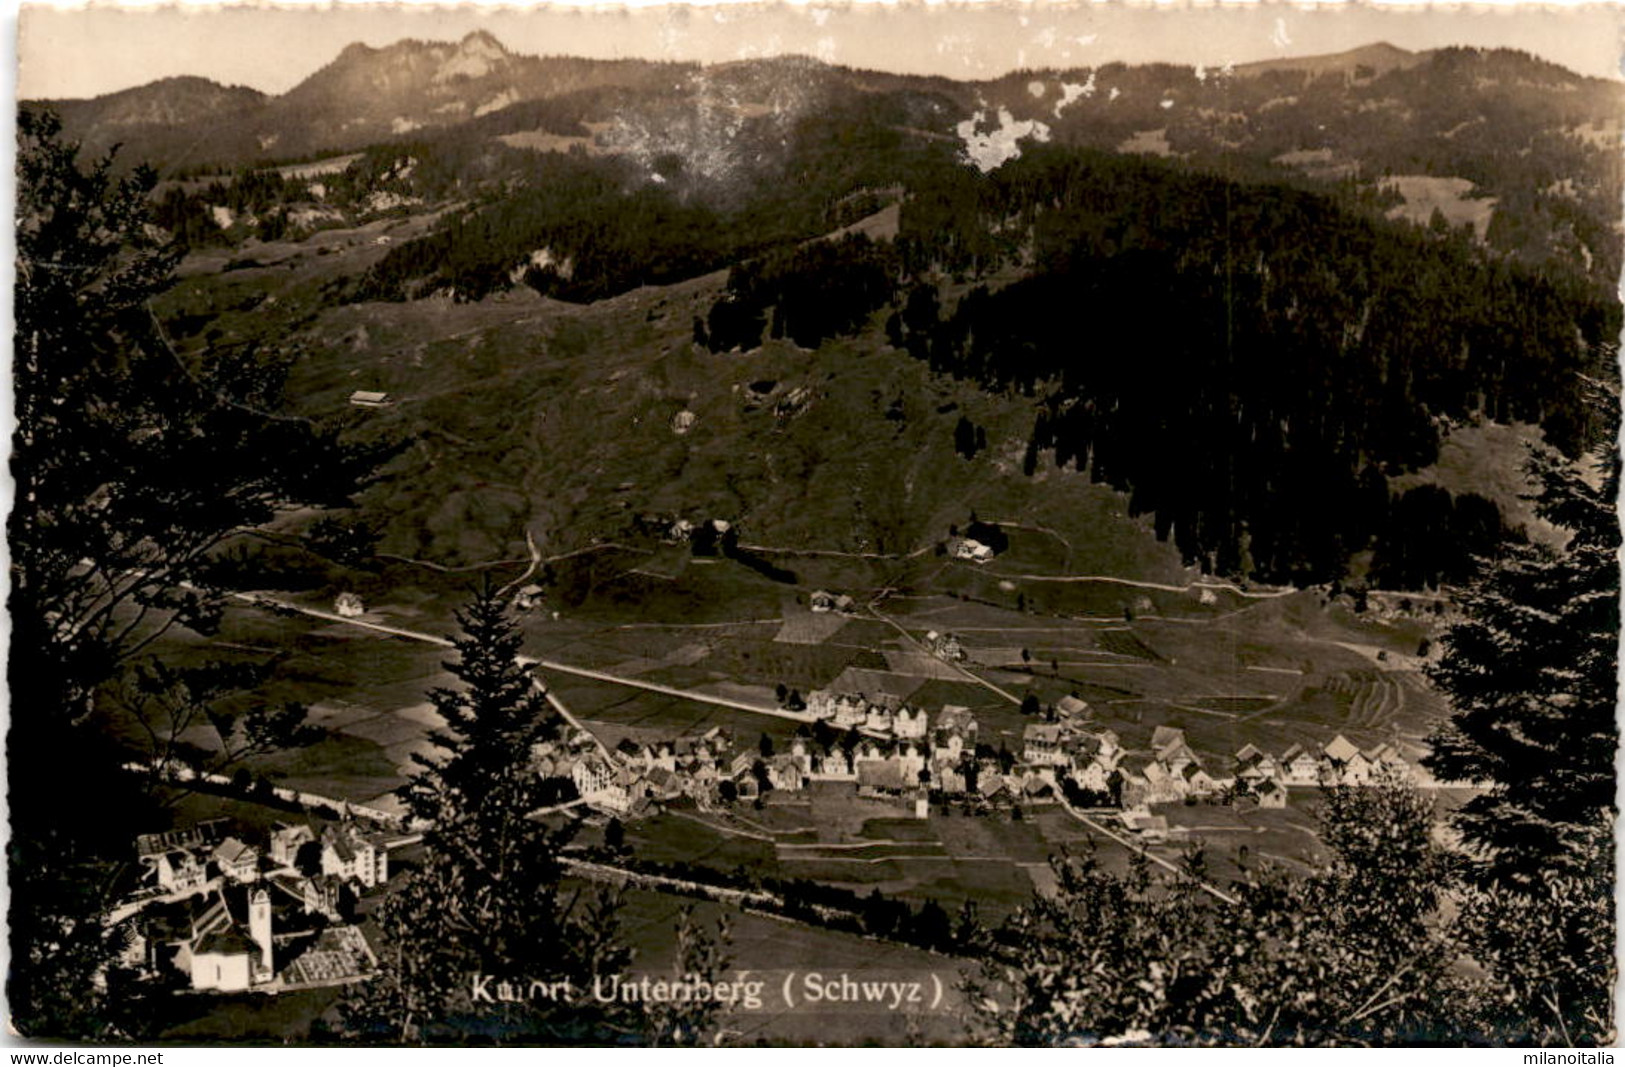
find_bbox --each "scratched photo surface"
[12,1,1622,1046]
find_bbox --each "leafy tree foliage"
[965,782,1467,1046]
[8,111,378,1039]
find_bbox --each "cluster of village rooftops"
[116,818,393,996]
[120,692,1412,1000]
[547,689,1413,824]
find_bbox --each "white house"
[334,592,366,618]
[156,850,209,894]
[1022,724,1067,767]
[321,824,389,889]
[893,706,928,740]
[1280,744,1323,786]
[269,823,316,868]
[573,758,633,814]
[212,837,260,883]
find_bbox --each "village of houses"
[554,686,1415,838]
[125,663,1414,1000]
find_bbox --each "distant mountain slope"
[30,35,1622,283]
[1234,41,1427,79]
[47,75,266,134]
[34,32,696,170]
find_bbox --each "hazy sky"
[16,1,1625,101]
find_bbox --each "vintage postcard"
[10,0,1622,1048]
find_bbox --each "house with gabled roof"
[1255,778,1288,809]
[767,755,805,792]
[1023,723,1066,767]
[893,705,928,739]
[857,760,908,796]
[1322,734,1373,784]
[1141,760,1187,804]
[1121,811,1169,842]
[156,850,210,894]
[1069,757,1113,796]
[833,694,869,729]
[1280,744,1322,786]
[1366,743,1411,780]
[810,747,856,781]
[321,824,388,889]
[1234,743,1279,784]
[1180,761,1219,796]
[865,703,896,734]
[212,837,260,883]
[1055,694,1090,719]
[268,822,316,868]
[935,705,978,739]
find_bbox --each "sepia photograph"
[9,0,1622,1048]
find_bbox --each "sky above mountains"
[19,0,1625,100]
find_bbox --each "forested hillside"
[57,35,1622,587]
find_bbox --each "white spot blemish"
[1028,80,1046,98]
[1074,34,1098,47]
[1195,63,1207,82]
[1109,87,1122,102]
[956,106,1052,173]
[1271,18,1292,49]
[1053,72,1094,117]
[811,7,830,26]
[1160,99,1174,110]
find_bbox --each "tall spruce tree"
[337,588,730,1044]
[1422,443,1620,882]
[1422,438,1619,1044]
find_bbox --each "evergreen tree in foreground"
[1423,442,1619,881]
[1422,438,1619,1044]
[335,587,730,1044]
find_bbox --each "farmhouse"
[948,537,996,563]
[809,590,856,614]
[1321,734,1373,784]
[1055,694,1090,719]
[1280,744,1322,786]
[1234,743,1277,783]
[1255,778,1289,809]
[334,592,366,618]
[348,390,393,408]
